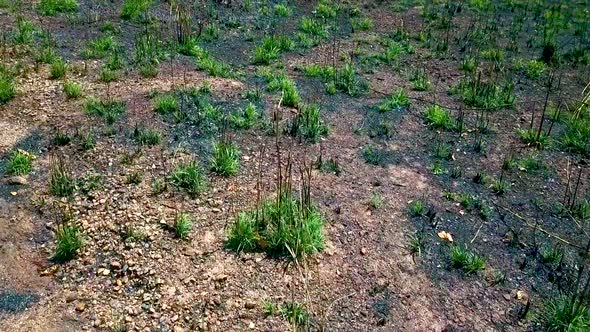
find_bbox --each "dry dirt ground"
[1,1,589,332]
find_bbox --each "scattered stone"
[75,302,86,312]
[2,176,28,185]
[111,261,121,269]
[65,292,78,303]
[245,301,256,310]
[360,247,368,255]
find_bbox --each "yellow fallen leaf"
[437,231,454,242]
[10,191,17,196]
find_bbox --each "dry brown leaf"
[437,231,454,242]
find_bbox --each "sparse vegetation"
[210,140,240,177]
[169,161,207,198]
[6,150,33,176]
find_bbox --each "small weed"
[99,67,119,83]
[49,158,75,197]
[409,200,427,217]
[49,58,68,79]
[370,192,384,209]
[263,300,278,317]
[362,145,384,166]
[82,35,118,59]
[378,88,410,112]
[434,142,452,160]
[151,178,167,195]
[169,161,207,198]
[351,17,374,32]
[77,173,102,194]
[410,69,430,91]
[274,4,291,17]
[154,94,178,114]
[13,17,35,45]
[540,246,563,266]
[279,302,309,327]
[0,72,16,105]
[299,17,328,39]
[334,64,367,97]
[63,81,83,99]
[210,141,240,177]
[126,171,143,185]
[539,296,590,331]
[460,56,477,73]
[518,128,549,148]
[252,35,294,65]
[425,105,453,130]
[514,58,546,80]
[490,178,510,195]
[174,213,192,240]
[85,98,126,125]
[290,104,329,143]
[133,126,162,146]
[6,150,33,176]
[408,232,426,256]
[52,224,83,262]
[121,0,153,20]
[54,130,72,146]
[39,0,78,16]
[450,245,486,274]
[36,47,58,64]
[78,132,96,151]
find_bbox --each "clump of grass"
[133,126,162,146]
[451,78,515,109]
[230,102,259,129]
[351,17,374,31]
[0,69,16,105]
[35,47,58,64]
[13,17,35,45]
[274,4,291,17]
[196,55,233,78]
[410,69,430,91]
[540,246,563,266]
[174,213,192,240]
[226,191,325,259]
[85,98,126,124]
[378,88,410,112]
[460,56,477,72]
[169,161,207,198]
[49,158,75,197]
[424,105,453,130]
[514,58,547,80]
[252,35,294,65]
[99,67,119,83]
[334,64,367,97]
[518,128,549,148]
[261,71,300,107]
[6,150,34,175]
[290,104,329,143]
[63,81,82,99]
[210,140,240,177]
[49,58,68,79]
[52,224,83,262]
[299,17,328,39]
[490,178,510,195]
[539,296,590,331]
[82,35,118,59]
[408,200,427,217]
[121,0,153,20]
[39,0,78,16]
[152,178,167,195]
[450,245,486,274]
[362,145,384,166]
[408,231,426,256]
[154,94,179,114]
[125,171,143,185]
[78,132,96,151]
[54,130,71,146]
[562,117,590,157]
[369,192,384,209]
[279,302,310,327]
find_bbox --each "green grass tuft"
[210,141,240,177]
[169,161,207,198]
[63,81,83,99]
[52,224,83,262]
[6,150,34,175]
[174,213,192,240]
[38,0,78,16]
[424,105,453,130]
[225,191,325,260]
[450,245,486,274]
[378,88,410,112]
[85,98,126,124]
